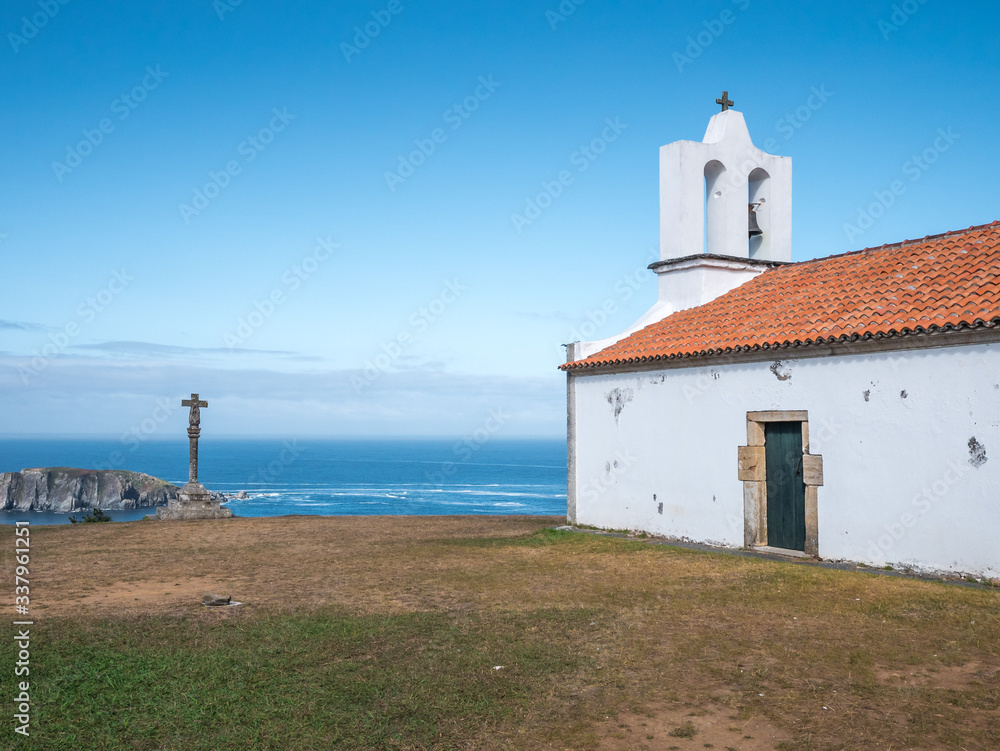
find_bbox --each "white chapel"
[562,96,1000,579]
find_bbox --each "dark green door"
[764,422,806,551]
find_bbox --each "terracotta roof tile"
[562,221,1000,371]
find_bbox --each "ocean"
[0,437,567,525]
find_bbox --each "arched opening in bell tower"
[704,160,727,255]
[748,167,770,259]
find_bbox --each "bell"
[748,203,763,237]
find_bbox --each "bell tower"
[568,93,794,360]
[659,93,791,263]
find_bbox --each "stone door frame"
[738,410,823,557]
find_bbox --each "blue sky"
[1,0,998,439]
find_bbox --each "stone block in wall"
[802,454,824,486]
[737,445,766,481]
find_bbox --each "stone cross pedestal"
[157,393,233,521]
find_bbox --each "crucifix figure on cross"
[181,393,208,485]
[716,90,734,112]
[182,393,208,428]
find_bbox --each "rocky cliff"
[0,468,180,512]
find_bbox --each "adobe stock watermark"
[843,127,960,243]
[865,457,970,561]
[424,408,512,484]
[578,449,638,505]
[8,0,71,53]
[546,0,586,30]
[759,85,833,151]
[13,522,32,737]
[695,85,832,205]
[18,268,134,384]
[681,369,725,403]
[51,65,168,183]
[88,396,181,471]
[566,247,658,345]
[679,366,787,407]
[246,440,304,485]
[351,279,466,394]
[121,398,179,453]
[510,116,628,234]
[673,0,751,73]
[879,0,929,40]
[178,107,296,223]
[384,75,501,192]
[341,0,404,63]
[224,235,338,347]
[213,0,245,21]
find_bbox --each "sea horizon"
[0,436,568,525]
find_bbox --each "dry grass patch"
[3,516,998,749]
[593,699,791,750]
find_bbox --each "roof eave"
[560,321,1000,374]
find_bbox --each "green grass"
[27,607,593,749]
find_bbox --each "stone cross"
[183,394,207,427]
[716,90,734,112]
[181,394,208,485]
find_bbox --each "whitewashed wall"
[569,341,1000,579]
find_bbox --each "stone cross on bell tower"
[157,392,233,521]
[715,90,734,111]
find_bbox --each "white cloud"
[69,340,298,358]
[0,319,50,332]
[0,354,564,437]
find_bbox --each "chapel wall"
[569,341,1000,578]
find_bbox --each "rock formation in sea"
[0,468,180,512]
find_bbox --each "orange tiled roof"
[562,221,1000,371]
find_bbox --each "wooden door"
[764,421,806,551]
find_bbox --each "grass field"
[3,515,998,750]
